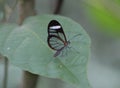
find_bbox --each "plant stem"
[22,71,39,88]
[3,57,8,88]
[18,0,38,88]
[18,0,36,25]
[54,0,64,14]
[1,0,6,22]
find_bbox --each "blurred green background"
[0,0,120,88]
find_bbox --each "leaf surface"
[0,15,91,88]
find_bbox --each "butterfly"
[47,20,80,57]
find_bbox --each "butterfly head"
[64,41,70,46]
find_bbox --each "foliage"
[0,15,91,88]
[84,0,120,36]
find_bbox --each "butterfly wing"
[47,35,64,50]
[47,20,69,57]
[48,20,67,42]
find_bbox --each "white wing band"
[50,25,61,30]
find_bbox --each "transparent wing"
[47,35,65,50]
[48,20,67,42]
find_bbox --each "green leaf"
[0,15,91,88]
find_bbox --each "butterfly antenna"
[68,34,81,41]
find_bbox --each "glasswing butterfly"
[47,20,80,57]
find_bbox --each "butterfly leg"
[61,48,66,57]
[62,46,71,57]
[65,46,69,56]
